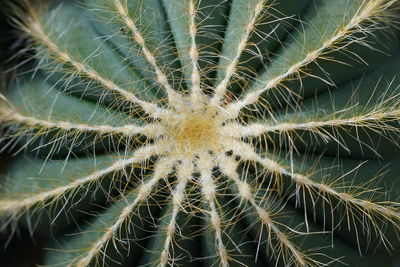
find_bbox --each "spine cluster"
[0,0,400,266]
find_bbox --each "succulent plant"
[1,0,400,266]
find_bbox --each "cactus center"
[164,102,222,155]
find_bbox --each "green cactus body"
[1,0,400,266]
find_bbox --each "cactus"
[1,0,400,266]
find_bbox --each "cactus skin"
[1,0,400,266]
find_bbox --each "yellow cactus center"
[163,101,222,155]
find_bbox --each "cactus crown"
[1,0,400,266]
